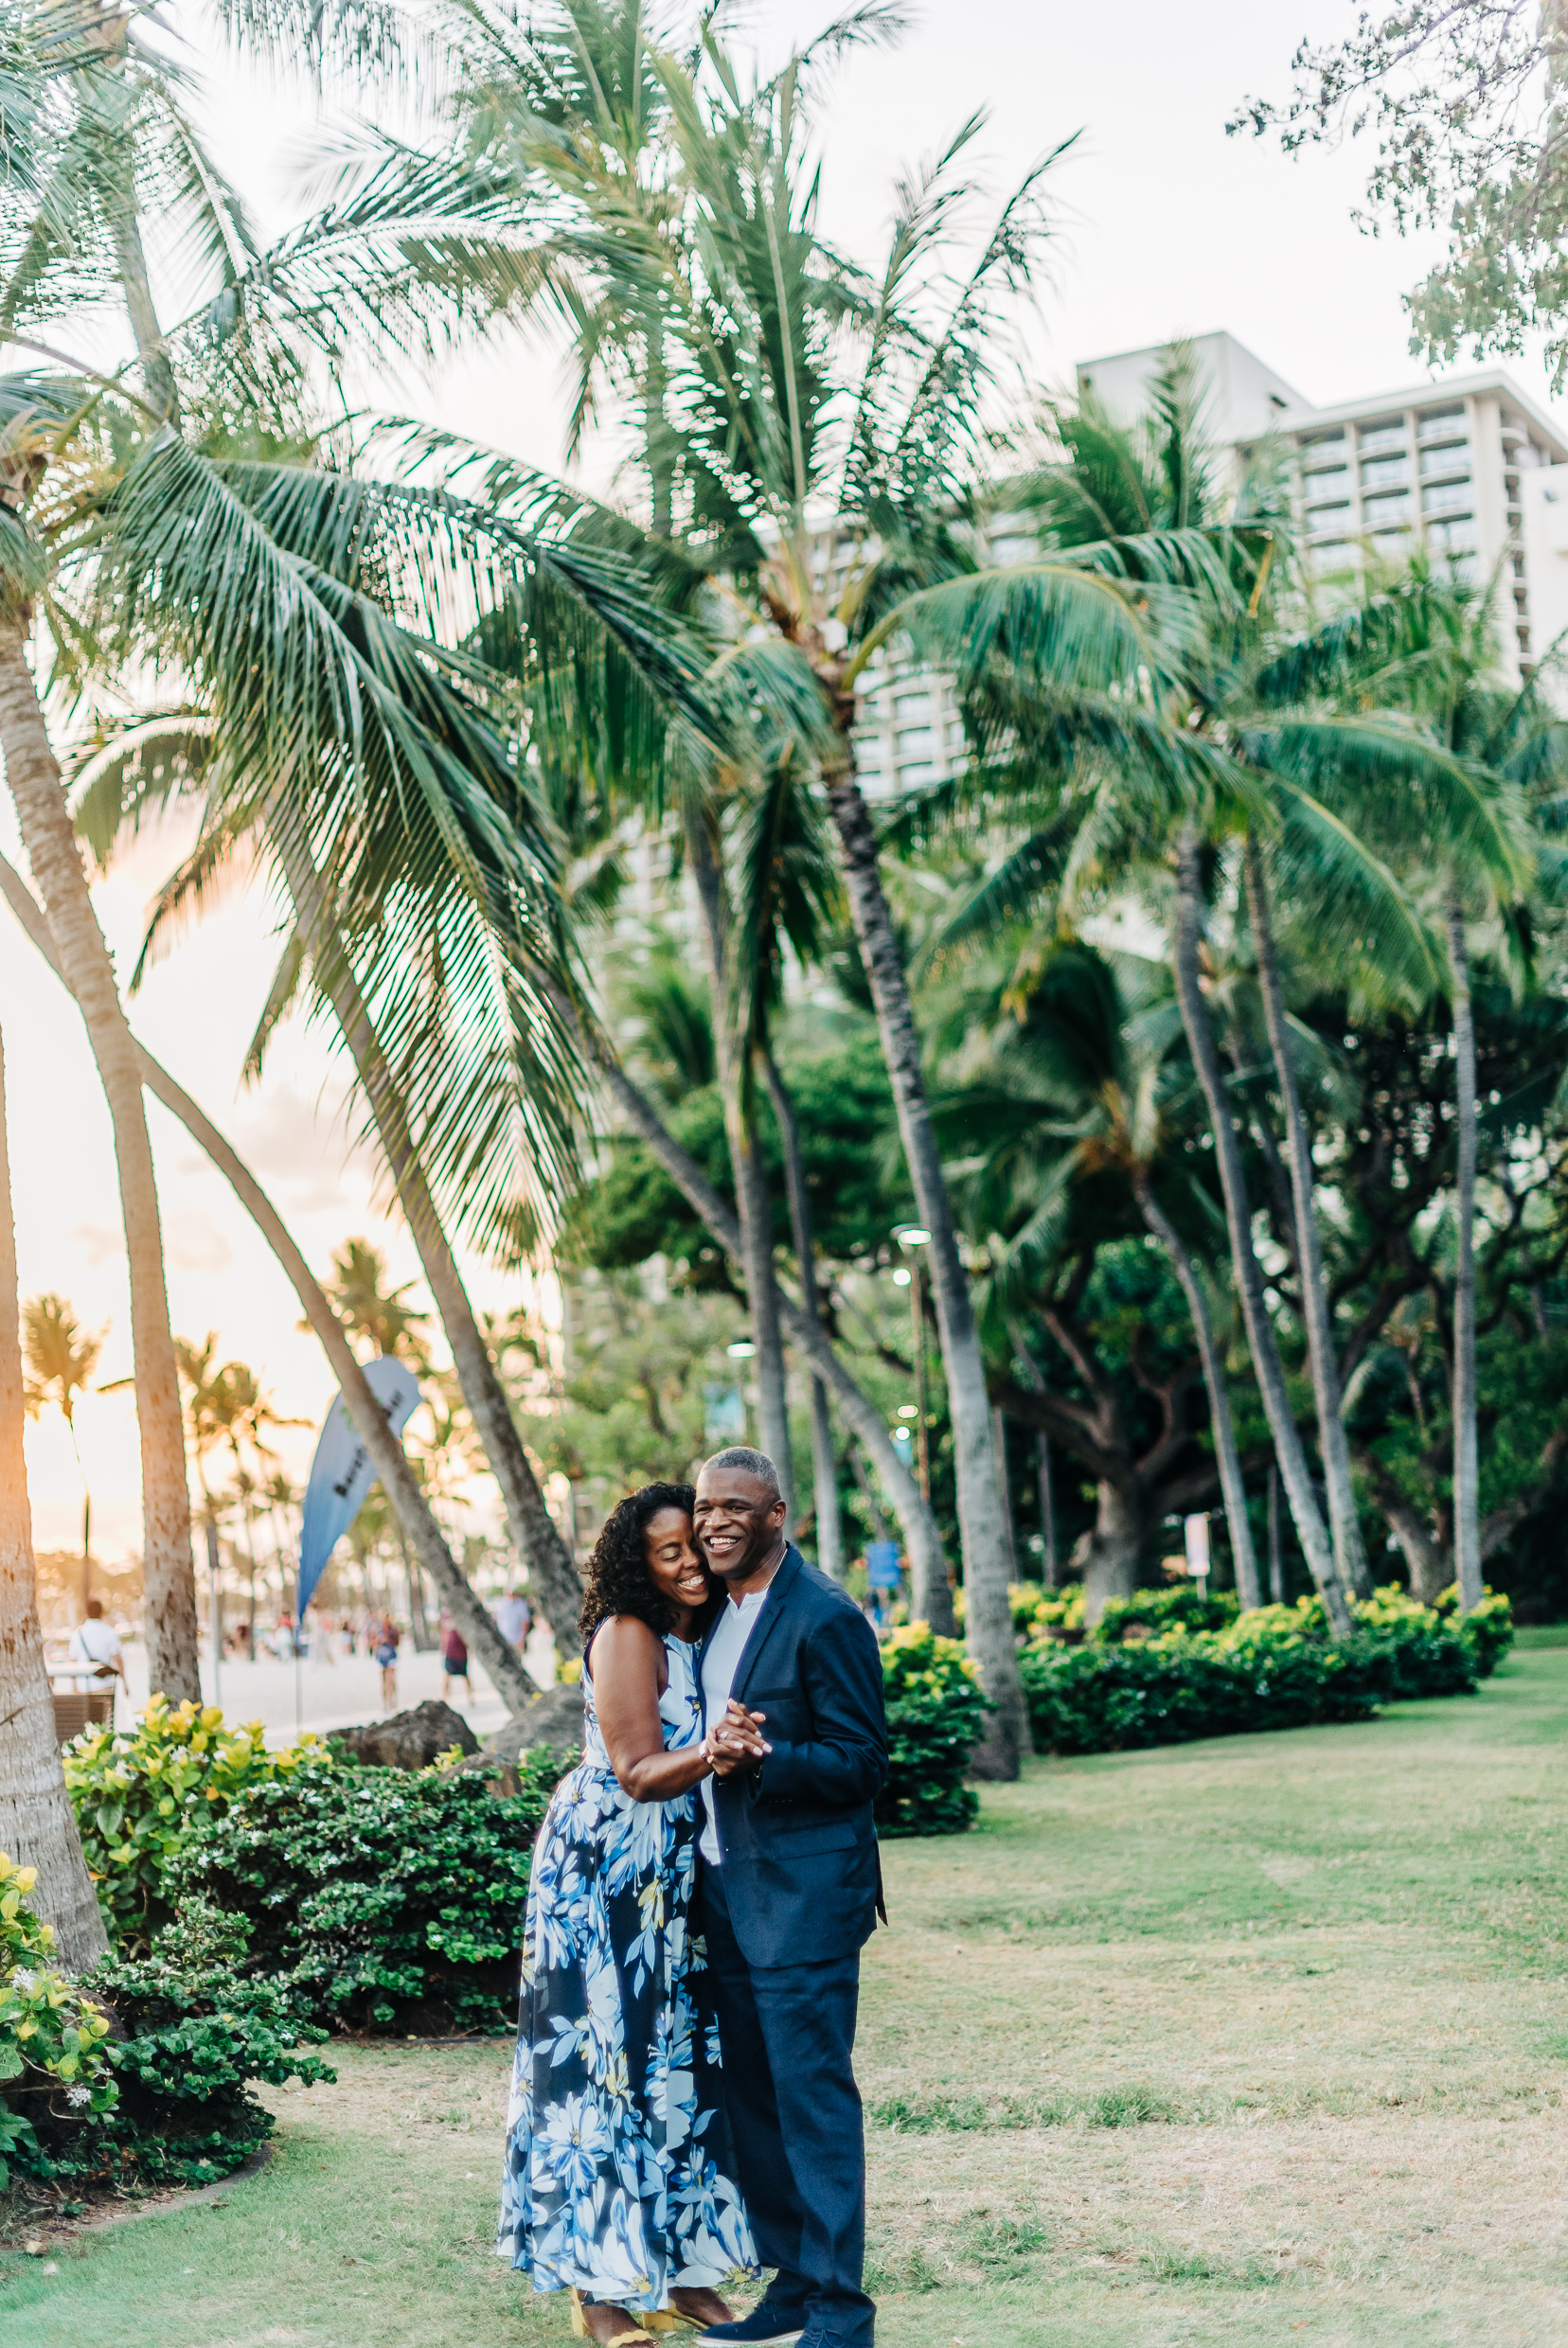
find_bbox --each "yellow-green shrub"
[64,1699,330,1951]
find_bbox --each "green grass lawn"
[7,1650,1568,2346]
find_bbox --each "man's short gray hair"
[700,1445,782,1498]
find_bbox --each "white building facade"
[1077,331,1568,680]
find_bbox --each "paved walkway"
[62,1627,560,1749]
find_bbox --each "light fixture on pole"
[726,1339,756,1359]
[892,1226,933,1500]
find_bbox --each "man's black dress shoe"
[694,2304,807,2346]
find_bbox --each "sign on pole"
[1183,1513,1211,1584]
[296,1358,421,1623]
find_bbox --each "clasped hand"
[704,1699,770,1777]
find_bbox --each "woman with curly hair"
[500,1483,759,2345]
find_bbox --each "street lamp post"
[893,1226,933,1502]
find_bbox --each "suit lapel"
[730,1544,803,1708]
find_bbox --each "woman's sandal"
[569,2286,657,2346]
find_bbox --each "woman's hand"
[704,1701,770,1778]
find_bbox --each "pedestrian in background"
[440,1611,471,1708]
[375,1611,401,1711]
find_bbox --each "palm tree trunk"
[1171,828,1353,1636]
[555,971,953,1613]
[0,849,539,1711]
[992,1407,1019,1577]
[1134,1176,1262,1610]
[1007,1333,1060,1586]
[277,836,585,1656]
[762,1052,845,1581]
[1268,1462,1285,1603]
[0,622,201,1702]
[1243,833,1371,1597]
[824,764,1025,1775]
[0,1024,107,1974]
[1447,892,1483,1612]
[687,821,794,1508]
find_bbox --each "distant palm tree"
[22,1292,103,1616]
[319,1239,432,1366]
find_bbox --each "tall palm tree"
[1287,560,1549,1610]
[22,1291,102,1615]
[348,8,1181,1770]
[0,1028,105,1971]
[964,362,1525,1630]
[934,936,1262,1610]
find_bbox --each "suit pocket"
[771,1820,859,1857]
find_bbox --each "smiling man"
[691,1447,888,2348]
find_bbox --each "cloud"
[70,1223,123,1268]
[166,1212,235,1274]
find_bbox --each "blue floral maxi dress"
[499,1634,758,2311]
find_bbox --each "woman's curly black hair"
[579,1481,706,1645]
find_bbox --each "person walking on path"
[495,1587,532,1650]
[690,1446,889,2348]
[440,1611,472,1708]
[500,1482,758,2344]
[373,1610,400,1711]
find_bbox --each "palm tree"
[0,839,539,1705]
[964,361,1525,1631]
[0,8,208,1699]
[319,1240,432,1366]
[362,9,1169,1770]
[1291,560,1549,1610]
[0,1029,105,1971]
[934,936,1262,1610]
[22,1292,103,1616]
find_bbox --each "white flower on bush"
[67,2084,91,2108]
[9,1968,37,1994]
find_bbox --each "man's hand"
[705,1699,770,1778]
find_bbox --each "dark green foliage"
[564,1036,909,1281]
[78,1904,334,2188]
[1019,1594,1489,1757]
[875,1625,989,1838]
[1021,1626,1381,1755]
[163,1754,566,2034]
[1096,1586,1240,1642]
[15,1901,332,2194]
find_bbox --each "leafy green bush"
[1019,1589,1487,1757]
[1434,1586,1515,1676]
[0,1852,116,2187]
[1020,1620,1384,1754]
[876,1624,989,1837]
[1095,1586,1240,1642]
[164,1750,566,2033]
[64,1699,330,1952]
[81,1902,334,2187]
[0,1853,330,2196]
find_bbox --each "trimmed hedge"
[875,1625,989,1838]
[1019,1587,1513,1758]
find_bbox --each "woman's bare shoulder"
[586,1614,664,1681]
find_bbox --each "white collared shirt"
[699,1587,769,1862]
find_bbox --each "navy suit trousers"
[700,1866,873,2347]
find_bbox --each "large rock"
[485,1681,585,1763]
[332,1699,480,1769]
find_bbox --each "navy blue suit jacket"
[698,1543,887,1969]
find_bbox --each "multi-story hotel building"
[1077,332,1568,679]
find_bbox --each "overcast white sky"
[12,0,1558,1558]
